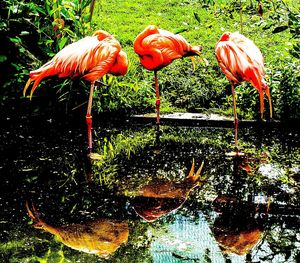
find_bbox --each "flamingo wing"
[50,36,121,80]
[215,40,249,84]
[80,38,123,81]
[29,36,101,79]
[134,25,200,70]
[24,34,127,98]
[142,34,183,66]
[159,29,193,55]
[229,32,264,73]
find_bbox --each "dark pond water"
[0,116,299,262]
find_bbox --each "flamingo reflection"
[132,160,204,222]
[26,202,128,258]
[212,196,263,256]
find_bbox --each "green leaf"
[174,28,187,34]
[0,55,7,63]
[194,12,201,24]
[20,31,30,36]
[272,25,288,33]
[9,37,22,44]
[45,39,54,46]
[58,37,68,50]
[81,0,92,9]
[293,43,300,52]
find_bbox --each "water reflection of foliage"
[254,216,300,262]
[91,128,156,186]
[89,125,300,207]
[2,122,299,262]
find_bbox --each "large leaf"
[58,37,68,50]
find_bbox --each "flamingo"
[23,30,128,156]
[133,25,202,132]
[215,32,272,153]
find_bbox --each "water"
[0,116,299,262]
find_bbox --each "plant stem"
[240,0,243,33]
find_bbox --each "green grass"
[92,0,293,64]
[87,0,299,119]
[5,0,297,119]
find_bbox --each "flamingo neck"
[133,25,159,56]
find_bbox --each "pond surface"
[0,116,299,262]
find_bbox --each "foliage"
[269,61,300,119]
[0,0,94,116]
[92,128,156,186]
[93,74,154,114]
[260,0,300,59]
[1,0,299,120]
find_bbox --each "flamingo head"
[109,50,129,76]
[93,30,111,41]
[186,45,202,57]
[219,32,231,42]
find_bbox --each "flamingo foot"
[88,152,104,160]
[225,150,245,157]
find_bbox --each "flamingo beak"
[264,85,273,119]
[23,78,37,101]
[190,57,196,71]
[23,78,32,98]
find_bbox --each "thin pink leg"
[86,81,95,153]
[231,82,238,150]
[154,70,160,131]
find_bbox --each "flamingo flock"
[24,25,272,156]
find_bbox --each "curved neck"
[109,51,128,76]
[140,48,163,70]
[133,25,159,56]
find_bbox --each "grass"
[92,0,293,65]
[6,0,297,120]
[87,0,299,119]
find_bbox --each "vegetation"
[1,121,299,261]
[0,0,299,120]
[1,2,300,261]
[92,128,156,186]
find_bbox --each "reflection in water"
[212,152,269,257]
[26,202,128,258]
[237,151,270,175]
[133,197,184,222]
[1,120,299,262]
[132,160,204,222]
[212,195,265,258]
[150,213,225,262]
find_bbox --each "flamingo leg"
[154,70,160,132]
[231,81,239,150]
[258,91,265,120]
[267,95,273,119]
[86,81,95,153]
[264,86,273,119]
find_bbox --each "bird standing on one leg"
[23,30,128,157]
[215,32,272,154]
[133,25,202,133]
